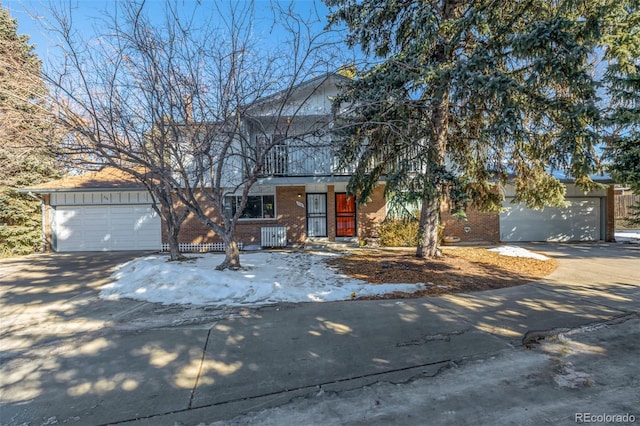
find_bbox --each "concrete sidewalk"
[1,243,638,425]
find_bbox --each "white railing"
[262,142,355,176]
[257,139,431,177]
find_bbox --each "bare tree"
[45,1,343,267]
[167,2,343,270]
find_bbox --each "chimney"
[184,96,193,122]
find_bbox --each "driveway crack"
[188,326,213,409]
[396,329,469,347]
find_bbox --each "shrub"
[379,218,448,247]
[378,218,420,247]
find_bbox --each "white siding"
[51,191,153,206]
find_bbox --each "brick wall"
[164,195,217,244]
[357,184,387,240]
[165,184,390,247]
[166,186,309,246]
[327,185,336,240]
[42,194,52,251]
[274,186,306,244]
[440,206,500,243]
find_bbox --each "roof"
[246,73,351,111]
[21,167,147,193]
[551,171,614,184]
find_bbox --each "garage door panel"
[132,208,158,232]
[54,205,160,251]
[500,198,600,242]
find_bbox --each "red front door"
[336,193,356,237]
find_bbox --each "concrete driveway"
[0,243,638,425]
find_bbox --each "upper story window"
[225,194,275,219]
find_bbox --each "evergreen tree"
[602,2,640,225]
[326,0,630,257]
[0,5,61,256]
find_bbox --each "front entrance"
[336,193,356,237]
[306,193,327,237]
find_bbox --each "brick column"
[327,185,336,241]
[42,194,52,252]
[606,184,616,242]
[357,184,387,240]
[276,186,307,244]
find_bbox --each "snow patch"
[615,230,640,243]
[488,245,550,261]
[101,252,426,306]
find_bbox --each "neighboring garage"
[50,191,161,251]
[499,184,608,242]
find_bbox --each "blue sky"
[4,0,339,65]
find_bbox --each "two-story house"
[23,73,614,252]
[174,73,387,250]
[24,74,388,252]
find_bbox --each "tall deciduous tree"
[47,1,341,267]
[0,5,60,256]
[326,0,625,257]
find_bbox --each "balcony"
[257,140,422,178]
[260,142,355,177]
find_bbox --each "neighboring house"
[23,75,615,252]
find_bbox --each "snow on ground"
[488,245,550,260]
[615,229,640,243]
[101,251,426,306]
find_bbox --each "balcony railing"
[258,141,424,178]
[261,142,355,176]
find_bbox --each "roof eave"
[17,187,146,194]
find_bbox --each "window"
[225,195,275,219]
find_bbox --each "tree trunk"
[416,83,448,258]
[416,194,440,258]
[415,0,462,259]
[216,235,241,270]
[166,225,185,261]
[415,93,448,258]
[161,202,187,261]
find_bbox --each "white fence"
[161,242,244,252]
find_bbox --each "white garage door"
[54,205,161,251]
[500,198,601,242]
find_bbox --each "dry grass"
[325,247,557,300]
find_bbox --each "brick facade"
[34,181,615,251]
[327,185,336,240]
[162,193,216,245]
[274,186,307,244]
[357,184,387,240]
[440,207,500,244]
[164,184,388,247]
